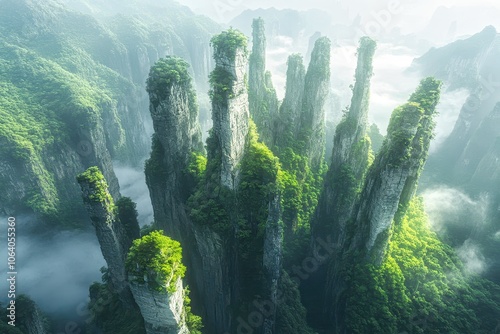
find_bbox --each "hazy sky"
[177,0,500,140]
[180,0,500,31]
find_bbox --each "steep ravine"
[0,0,219,226]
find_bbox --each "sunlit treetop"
[146,56,194,107]
[76,166,114,206]
[126,230,186,293]
[210,28,248,61]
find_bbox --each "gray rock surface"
[262,195,283,334]
[211,47,250,190]
[273,54,306,151]
[77,168,136,305]
[248,18,279,146]
[352,78,441,263]
[129,278,188,334]
[313,37,376,250]
[299,36,331,170]
[318,78,441,332]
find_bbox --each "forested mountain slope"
[414,26,500,284]
[0,0,220,226]
[0,2,499,334]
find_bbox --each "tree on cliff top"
[76,166,114,206]
[146,56,196,109]
[210,27,248,61]
[126,230,186,293]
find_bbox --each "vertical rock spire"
[274,54,306,151]
[209,28,250,190]
[316,77,441,332]
[77,167,136,301]
[298,36,331,170]
[144,48,241,333]
[126,231,189,334]
[349,77,441,263]
[146,56,204,175]
[308,38,376,329]
[145,56,204,239]
[262,195,283,333]
[313,36,376,249]
[249,18,279,145]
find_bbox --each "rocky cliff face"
[313,37,376,248]
[273,54,306,151]
[129,278,188,334]
[412,25,497,91]
[248,18,279,146]
[143,56,234,333]
[272,36,331,169]
[0,0,220,226]
[450,102,500,184]
[125,231,190,334]
[144,51,238,333]
[78,167,196,333]
[210,31,250,190]
[315,78,441,332]
[429,122,500,194]
[16,295,48,334]
[144,29,287,333]
[77,167,137,302]
[309,37,376,329]
[352,77,441,263]
[311,37,376,326]
[298,37,331,170]
[470,103,500,190]
[190,224,232,333]
[262,195,283,333]
[417,26,500,285]
[415,26,500,185]
[204,31,284,331]
[145,56,204,240]
[0,50,121,223]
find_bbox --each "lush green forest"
[0,0,219,226]
[1,1,500,334]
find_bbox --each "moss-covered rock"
[126,230,186,293]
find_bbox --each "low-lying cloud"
[430,87,469,153]
[114,163,154,226]
[421,186,488,234]
[457,239,488,275]
[0,215,105,317]
[422,186,492,276]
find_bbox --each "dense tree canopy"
[126,230,186,293]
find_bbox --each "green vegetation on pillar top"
[126,230,186,293]
[358,36,377,54]
[306,36,331,82]
[383,77,442,165]
[76,166,114,206]
[250,17,266,65]
[146,56,194,108]
[408,76,442,114]
[210,28,248,61]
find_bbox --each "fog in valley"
[0,215,105,325]
[2,0,500,332]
